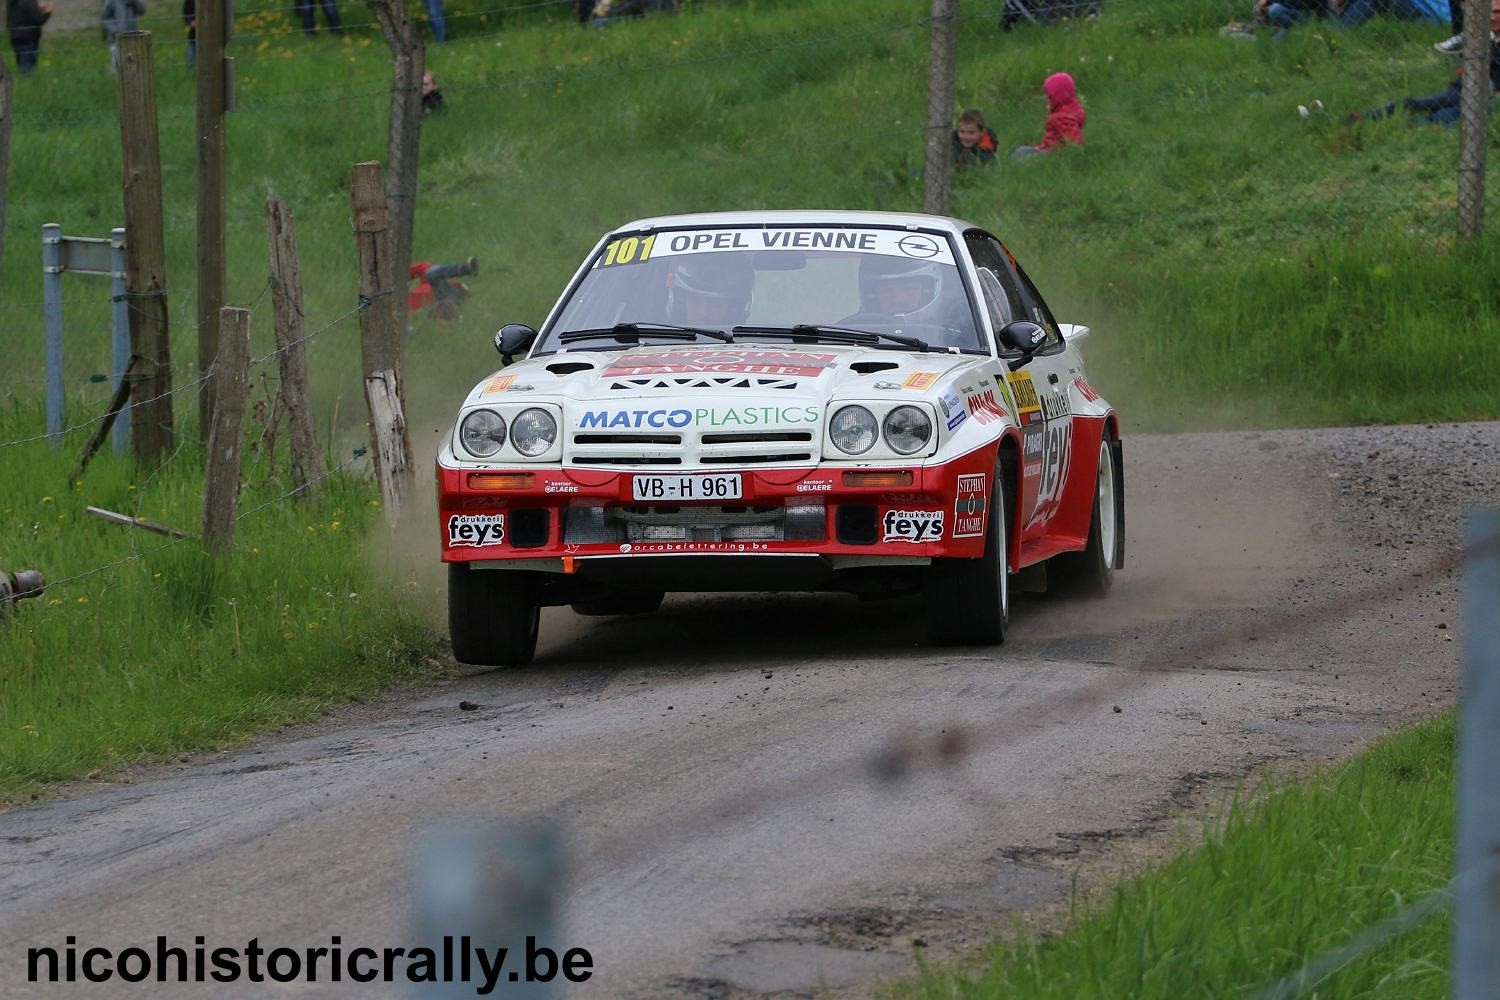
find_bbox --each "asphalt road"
[2,422,1495,999]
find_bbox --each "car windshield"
[537,226,985,354]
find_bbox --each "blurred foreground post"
[196,0,230,428]
[1456,0,1488,239]
[922,0,957,216]
[0,53,12,280]
[411,822,566,998]
[1453,507,1500,998]
[115,32,173,467]
[265,197,322,500]
[367,0,425,335]
[201,307,251,554]
[351,161,412,524]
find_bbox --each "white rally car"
[437,211,1123,665]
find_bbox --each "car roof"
[610,210,983,238]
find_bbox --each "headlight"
[509,408,558,458]
[829,405,878,456]
[459,409,506,458]
[883,405,932,456]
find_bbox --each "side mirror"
[495,324,538,365]
[998,320,1046,354]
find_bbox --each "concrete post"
[42,223,64,446]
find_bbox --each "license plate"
[632,474,743,502]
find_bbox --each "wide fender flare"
[1051,411,1120,548]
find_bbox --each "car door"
[1003,255,1074,535]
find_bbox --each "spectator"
[1435,0,1499,52]
[1011,71,1086,158]
[1348,35,1499,124]
[184,0,196,68]
[297,0,343,36]
[7,0,53,75]
[1257,0,1330,31]
[101,0,146,70]
[953,108,998,169]
[425,0,446,43]
[1333,0,1445,28]
[422,67,446,116]
[410,257,479,322]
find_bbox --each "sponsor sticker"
[1006,371,1043,426]
[1074,376,1101,402]
[964,388,1008,426]
[481,373,515,396]
[1041,392,1072,420]
[447,513,505,548]
[596,229,957,267]
[619,541,771,553]
[902,371,940,390]
[603,350,838,379]
[796,480,834,493]
[938,389,961,417]
[578,405,820,430]
[947,409,968,432]
[544,482,581,494]
[953,474,987,538]
[882,509,945,543]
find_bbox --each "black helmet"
[666,255,753,325]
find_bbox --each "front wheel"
[925,463,1009,645]
[448,563,540,666]
[1050,437,1120,598]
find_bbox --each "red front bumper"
[437,451,996,566]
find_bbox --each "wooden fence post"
[351,161,413,524]
[366,0,425,336]
[115,32,174,467]
[265,198,322,500]
[201,307,251,554]
[1,52,12,282]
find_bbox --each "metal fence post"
[41,223,64,447]
[110,227,130,456]
[1454,507,1500,999]
[411,821,566,998]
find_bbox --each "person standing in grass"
[1011,72,1086,159]
[6,0,53,75]
[101,0,146,70]
[952,108,998,170]
[297,0,343,36]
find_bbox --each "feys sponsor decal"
[602,350,838,379]
[578,405,820,430]
[902,371,939,390]
[882,509,945,543]
[1074,376,1101,402]
[448,513,505,548]
[953,474,987,538]
[1006,371,1043,426]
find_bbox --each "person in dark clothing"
[1349,37,1500,125]
[297,0,343,36]
[184,0,196,68]
[7,0,53,75]
[952,108,998,170]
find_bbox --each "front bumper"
[437,453,995,572]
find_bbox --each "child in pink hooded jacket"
[1011,72,1086,158]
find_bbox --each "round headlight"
[509,407,558,458]
[829,405,878,456]
[883,405,933,456]
[459,409,506,458]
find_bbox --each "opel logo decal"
[896,235,940,259]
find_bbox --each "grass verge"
[896,715,1455,1000]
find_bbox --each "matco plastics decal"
[602,350,839,379]
[447,513,505,547]
[882,509,945,543]
[577,405,820,429]
[953,474,987,538]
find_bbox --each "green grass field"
[896,716,1456,1000]
[1,0,1493,791]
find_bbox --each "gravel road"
[2,422,1495,998]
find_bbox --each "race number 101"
[602,234,658,267]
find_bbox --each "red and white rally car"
[437,211,1123,665]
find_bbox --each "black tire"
[925,462,1010,646]
[1050,437,1120,598]
[570,590,665,617]
[447,563,540,666]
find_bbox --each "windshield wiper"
[732,324,932,353]
[558,322,733,345]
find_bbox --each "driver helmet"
[665,254,753,327]
[858,255,944,323]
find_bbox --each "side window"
[1007,259,1061,349]
[964,232,1027,343]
